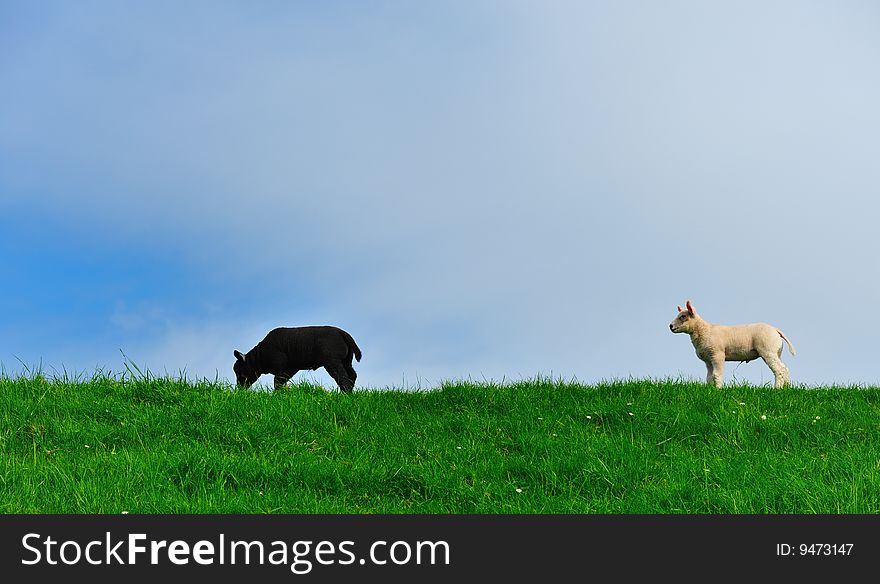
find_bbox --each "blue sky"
[2,1,879,388]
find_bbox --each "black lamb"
[233,326,362,392]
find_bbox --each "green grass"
[1,374,878,513]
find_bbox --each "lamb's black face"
[233,352,259,388]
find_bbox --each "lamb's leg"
[325,363,355,393]
[762,354,790,388]
[273,373,292,389]
[705,361,714,385]
[344,363,357,386]
[709,357,725,388]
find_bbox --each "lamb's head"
[669,300,700,334]
[233,350,259,388]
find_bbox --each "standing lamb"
[233,326,362,392]
[669,300,796,388]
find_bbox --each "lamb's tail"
[341,330,362,362]
[777,329,796,356]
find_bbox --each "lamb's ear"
[686,300,696,316]
[677,305,683,313]
[234,350,246,362]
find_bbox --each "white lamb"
[669,300,796,388]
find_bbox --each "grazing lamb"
[233,326,362,392]
[669,300,796,388]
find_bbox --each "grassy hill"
[1,375,878,513]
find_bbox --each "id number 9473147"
[776,543,854,556]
